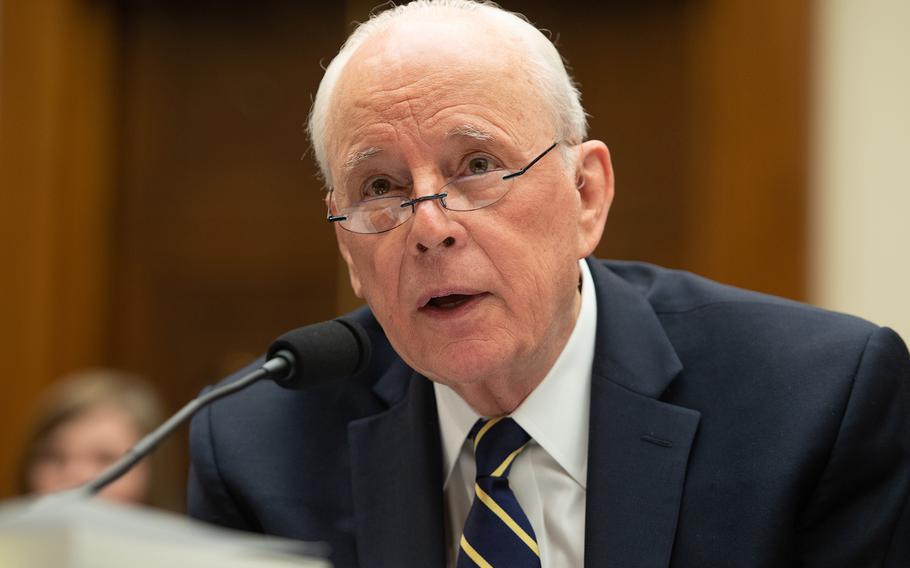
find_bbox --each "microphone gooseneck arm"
[80,351,294,497]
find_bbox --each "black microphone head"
[266,319,371,390]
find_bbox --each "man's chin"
[386,321,522,384]
[419,370,489,388]
[406,346,512,389]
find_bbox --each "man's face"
[326,19,610,391]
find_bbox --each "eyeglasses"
[327,141,559,234]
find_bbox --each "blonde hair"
[307,0,587,187]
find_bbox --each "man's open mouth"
[426,294,473,309]
[420,292,488,312]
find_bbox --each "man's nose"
[406,192,462,254]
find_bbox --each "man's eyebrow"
[343,126,491,171]
[344,146,383,170]
[446,124,494,142]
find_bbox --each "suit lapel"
[348,362,446,568]
[584,260,701,568]
[584,379,700,567]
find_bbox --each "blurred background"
[1,0,908,506]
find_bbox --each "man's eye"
[467,157,491,175]
[363,178,392,198]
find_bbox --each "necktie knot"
[469,417,531,479]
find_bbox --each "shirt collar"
[434,259,597,489]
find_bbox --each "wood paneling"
[0,0,115,498]
[684,0,810,299]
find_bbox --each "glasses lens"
[441,171,515,211]
[333,195,412,234]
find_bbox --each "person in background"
[17,369,180,510]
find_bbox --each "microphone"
[78,318,370,497]
[268,318,371,389]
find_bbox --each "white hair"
[306,0,588,187]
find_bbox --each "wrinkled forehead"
[324,16,552,171]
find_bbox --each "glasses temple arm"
[502,141,559,180]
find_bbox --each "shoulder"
[593,261,910,562]
[596,258,881,345]
[591,258,909,403]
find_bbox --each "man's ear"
[336,231,365,299]
[574,140,615,258]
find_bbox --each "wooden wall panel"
[0,0,115,499]
[684,0,810,300]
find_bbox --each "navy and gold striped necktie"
[457,417,541,568]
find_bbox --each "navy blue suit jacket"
[188,259,910,567]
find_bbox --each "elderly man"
[188,1,910,567]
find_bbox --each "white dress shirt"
[434,259,597,567]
